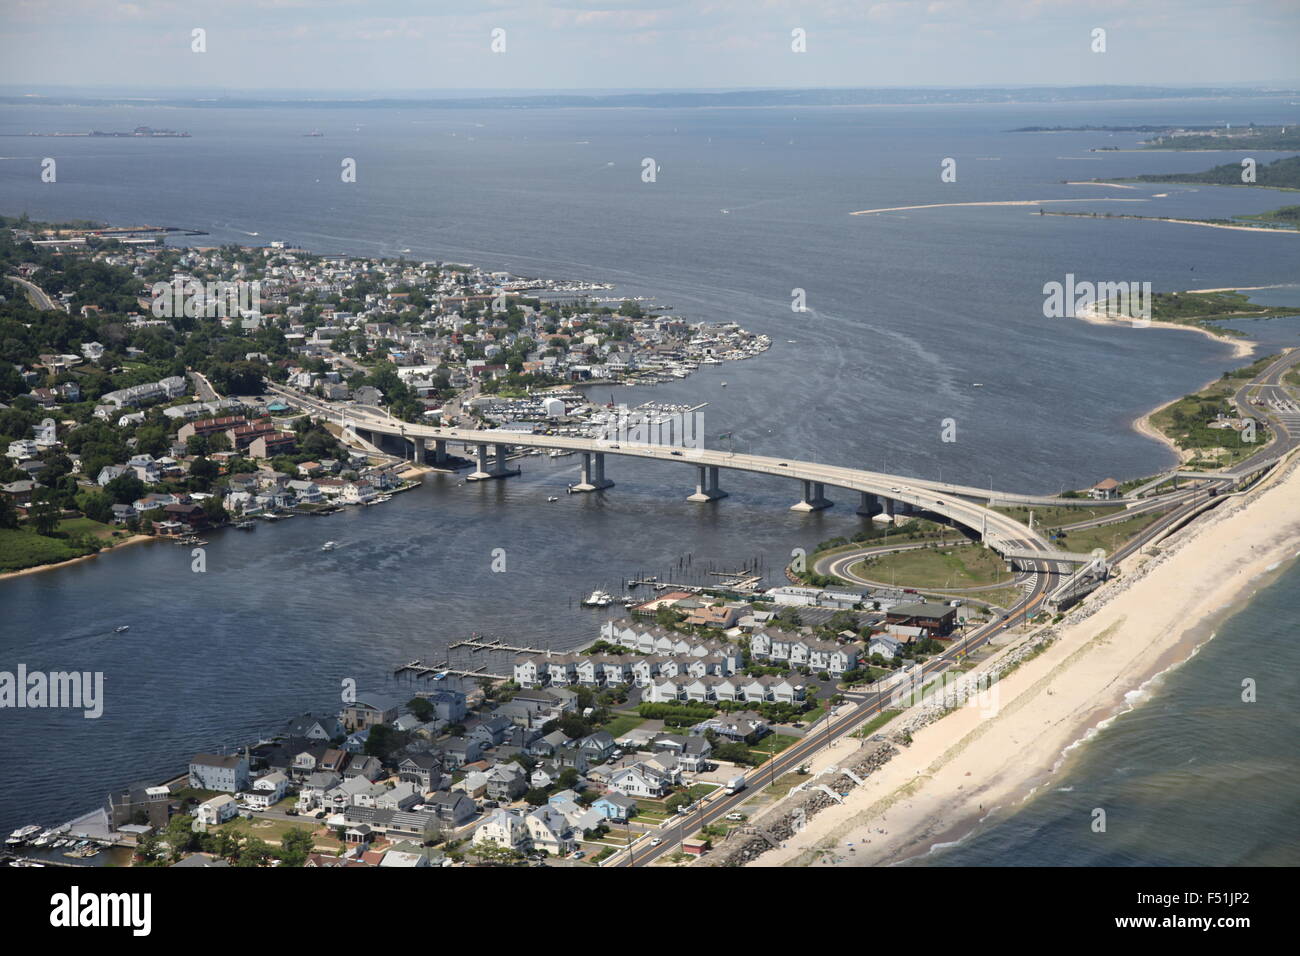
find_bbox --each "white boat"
[972,383,984,388]
[114,625,130,633]
[582,590,613,608]
[720,382,727,388]
[547,496,559,502]
[7,825,41,845]
[321,541,338,552]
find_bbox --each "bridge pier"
[431,439,448,465]
[856,492,879,516]
[791,480,832,512]
[687,465,728,502]
[571,452,614,493]
[466,443,520,481]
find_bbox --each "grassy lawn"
[852,709,902,738]
[56,516,120,540]
[600,714,645,739]
[800,702,826,725]
[686,783,719,800]
[1048,509,1172,556]
[0,527,97,573]
[761,771,808,799]
[851,542,1015,590]
[218,815,342,850]
[995,504,1125,528]
[633,802,670,823]
[747,733,799,765]
[943,585,1025,611]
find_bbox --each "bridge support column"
[571,451,613,493]
[688,465,727,502]
[791,479,832,512]
[882,498,896,518]
[467,443,493,480]
[431,439,448,466]
[495,444,521,479]
[856,492,879,516]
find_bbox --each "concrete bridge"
[267,388,1060,564]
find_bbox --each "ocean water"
[915,558,1300,867]
[1,96,1298,855]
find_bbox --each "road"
[5,274,58,311]
[1232,348,1300,469]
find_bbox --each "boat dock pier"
[393,659,509,682]
[447,637,550,655]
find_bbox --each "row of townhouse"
[644,673,806,706]
[600,620,743,659]
[748,630,860,675]
[100,375,189,408]
[513,646,742,689]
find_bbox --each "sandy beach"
[1071,298,1256,359]
[754,452,1300,868]
[849,198,1146,215]
[1144,217,1300,236]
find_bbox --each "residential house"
[592,793,637,822]
[342,694,403,731]
[193,794,238,831]
[484,763,527,803]
[397,754,442,791]
[189,753,250,793]
[473,809,529,852]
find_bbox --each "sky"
[0,0,1297,94]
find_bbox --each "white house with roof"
[244,771,288,809]
[473,808,529,852]
[193,794,239,830]
[525,806,577,855]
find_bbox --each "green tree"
[278,828,315,867]
[30,489,61,535]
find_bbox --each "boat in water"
[114,625,130,634]
[547,496,559,502]
[321,541,338,552]
[582,590,613,608]
[6,825,41,846]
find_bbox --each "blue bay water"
[0,96,1298,856]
